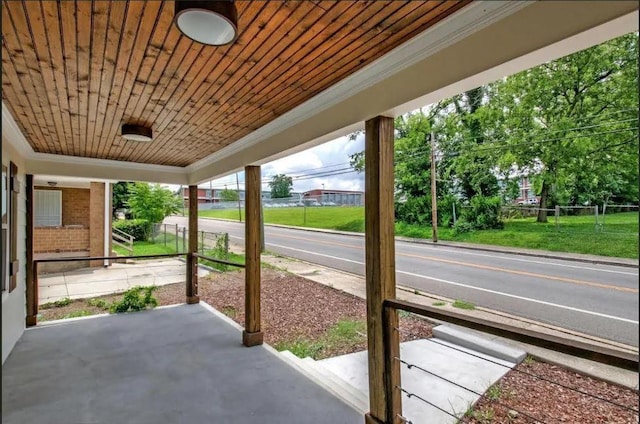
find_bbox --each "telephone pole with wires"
[430,131,438,242]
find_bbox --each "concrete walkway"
[38,258,210,305]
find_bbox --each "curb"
[195,216,638,268]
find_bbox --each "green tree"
[269,174,293,198]
[491,33,638,221]
[220,187,239,202]
[126,183,182,223]
[112,182,131,218]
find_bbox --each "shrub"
[452,220,474,235]
[109,286,157,313]
[395,196,432,226]
[460,195,504,230]
[41,297,73,309]
[113,219,152,241]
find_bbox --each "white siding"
[1,152,26,365]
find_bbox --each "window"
[1,163,7,292]
[35,190,62,227]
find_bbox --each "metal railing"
[193,252,244,269]
[380,297,639,423]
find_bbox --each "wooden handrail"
[384,298,638,371]
[112,226,135,240]
[112,232,132,243]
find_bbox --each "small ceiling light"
[121,124,153,142]
[47,181,57,187]
[174,1,238,46]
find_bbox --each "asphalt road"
[165,216,639,347]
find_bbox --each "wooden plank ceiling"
[2,0,469,167]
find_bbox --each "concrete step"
[279,351,368,414]
[432,324,527,363]
[301,357,369,414]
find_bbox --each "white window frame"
[34,189,62,227]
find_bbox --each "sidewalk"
[38,258,211,305]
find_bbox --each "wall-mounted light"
[47,181,57,187]
[121,124,153,142]
[174,1,238,46]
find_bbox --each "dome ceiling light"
[174,1,238,46]
[121,124,153,142]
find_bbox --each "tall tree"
[127,183,182,223]
[112,182,131,218]
[220,187,239,202]
[438,87,501,199]
[491,33,638,221]
[269,174,293,199]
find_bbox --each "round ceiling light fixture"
[174,1,238,46]
[121,124,153,142]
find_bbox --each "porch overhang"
[2,1,637,185]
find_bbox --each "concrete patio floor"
[38,259,210,305]
[2,303,361,424]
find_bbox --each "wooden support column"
[364,116,402,424]
[186,185,199,304]
[25,174,37,327]
[243,165,263,346]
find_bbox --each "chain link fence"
[151,223,230,259]
[493,204,638,236]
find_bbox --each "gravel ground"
[38,268,639,423]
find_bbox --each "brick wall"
[33,227,90,253]
[62,188,90,227]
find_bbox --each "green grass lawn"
[113,240,178,256]
[199,206,365,232]
[199,207,638,258]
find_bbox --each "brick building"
[302,189,364,206]
[33,176,112,271]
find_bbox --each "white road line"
[398,270,639,325]
[267,242,639,325]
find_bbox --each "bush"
[452,220,475,235]
[109,286,157,313]
[461,195,504,230]
[438,194,461,228]
[395,196,432,226]
[113,219,152,241]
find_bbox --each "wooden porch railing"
[375,297,639,423]
[112,227,134,256]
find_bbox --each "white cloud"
[163,134,366,193]
[262,134,365,192]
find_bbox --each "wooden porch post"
[243,165,263,346]
[364,116,402,424]
[25,174,37,327]
[186,185,199,304]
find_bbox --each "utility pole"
[180,185,185,216]
[236,172,242,222]
[430,131,438,242]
